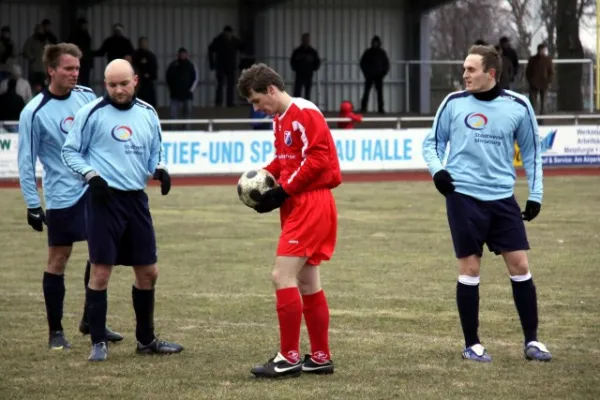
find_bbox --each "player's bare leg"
[251,256,306,379]
[44,246,72,349]
[132,264,183,356]
[456,255,491,362]
[86,263,113,361]
[502,250,552,361]
[297,264,334,374]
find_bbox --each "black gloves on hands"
[433,170,455,197]
[153,168,171,195]
[521,200,541,221]
[255,186,289,214]
[88,175,111,204]
[27,207,46,232]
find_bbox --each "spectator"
[499,36,519,83]
[0,71,26,128]
[0,26,17,81]
[132,36,158,107]
[94,23,134,63]
[290,33,320,100]
[338,100,363,129]
[22,24,50,89]
[494,44,514,90]
[360,35,390,114]
[526,43,554,115]
[249,106,272,130]
[67,17,93,86]
[165,47,198,129]
[0,64,32,104]
[208,25,242,107]
[42,19,58,44]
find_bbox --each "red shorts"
[277,188,337,266]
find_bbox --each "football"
[237,169,278,208]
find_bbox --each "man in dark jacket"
[360,35,390,114]
[94,23,134,63]
[67,18,93,86]
[290,33,320,100]
[132,37,158,107]
[499,36,519,86]
[208,26,242,107]
[166,48,198,129]
[526,43,554,114]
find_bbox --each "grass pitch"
[0,176,599,400]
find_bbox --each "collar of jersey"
[104,94,136,110]
[44,87,71,101]
[472,84,501,102]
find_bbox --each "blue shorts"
[445,192,530,258]
[86,189,157,267]
[46,193,87,247]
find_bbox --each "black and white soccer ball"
[237,169,278,208]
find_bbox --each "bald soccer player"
[62,59,183,361]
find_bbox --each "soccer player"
[237,63,342,378]
[17,43,123,350]
[61,58,183,362]
[422,45,552,362]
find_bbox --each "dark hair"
[537,43,547,51]
[237,63,285,99]
[468,44,502,77]
[43,43,82,70]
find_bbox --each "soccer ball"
[237,169,278,208]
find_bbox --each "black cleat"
[136,338,184,355]
[88,342,108,361]
[251,352,303,379]
[48,330,72,350]
[301,354,335,374]
[79,320,124,343]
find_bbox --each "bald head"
[104,58,138,104]
[105,58,134,80]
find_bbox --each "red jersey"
[264,98,342,196]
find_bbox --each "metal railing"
[4,113,600,133]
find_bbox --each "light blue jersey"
[18,85,97,209]
[61,96,164,191]
[422,89,543,203]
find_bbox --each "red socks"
[275,288,332,364]
[276,287,303,363]
[302,290,331,363]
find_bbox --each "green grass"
[1,176,599,400]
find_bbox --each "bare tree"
[556,0,585,111]
[506,0,544,57]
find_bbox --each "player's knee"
[90,265,111,289]
[46,252,69,275]
[504,253,529,275]
[134,265,158,289]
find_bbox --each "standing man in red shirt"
[237,63,342,379]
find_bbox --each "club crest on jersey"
[284,130,292,146]
[464,112,488,130]
[111,125,133,142]
[59,116,74,134]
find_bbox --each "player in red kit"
[237,63,341,379]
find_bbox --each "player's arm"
[62,109,112,204]
[263,121,281,180]
[61,107,95,177]
[149,111,170,196]
[280,110,330,195]
[17,109,42,209]
[422,94,455,196]
[516,100,543,220]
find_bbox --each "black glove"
[27,207,46,232]
[433,170,455,197]
[521,200,541,221]
[153,168,171,195]
[88,175,111,204]
[254,186,289,214]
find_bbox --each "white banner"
[161,129,429,174]
[1,126,599,179]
